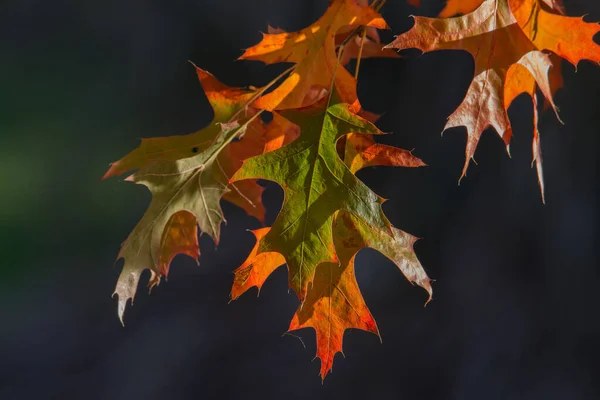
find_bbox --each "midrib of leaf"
[298,122,324,293]
[297,39,351,297]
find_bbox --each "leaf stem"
[327,41,346,108]
[354,28,368,79]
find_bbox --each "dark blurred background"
[1,0,599,398]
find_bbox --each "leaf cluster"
[103,0,600,379]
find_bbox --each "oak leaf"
[268,24,400,75]
[103,67,279,220]
[231,214,431,380]
[288,124,430,379]
[231,93,393,302]
[112,115,261,323]
[231,115,430,379]
[387,0,600,197]
[436,0,566,200]
[239,0,388,111]
[289,212,431,379]
[230,130,427,301]
[105,67,301,321]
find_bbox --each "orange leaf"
[386,0,598,199]
[240,0,388,111]
[289,212,432,380]
[230,228,286,300]
[232,213,431,380]
[231,129,429,379]
[268,24,400,72]
[511,0,600,67]
[288,257,379,381]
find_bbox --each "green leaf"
[231,95,392,301]
[114,116,259,324]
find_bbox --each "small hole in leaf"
[192,147,199,153]
[260,111,273,123]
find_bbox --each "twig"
[354,28,368,79]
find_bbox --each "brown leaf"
[386,0,599,199]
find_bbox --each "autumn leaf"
[289,212,431,379]
[105,66,302,322]
[268,23,399,74]
[113,114,261,323]
[231,217,430,381]
[231,91,393,302]
[436,0,566,200]
[386,0,555,178]
[386,0,600,199]
[510,0,600,67]
[230,130,427,301]
[287,121,430,379]
[103,67,280,220]
[231,214,431,380]
[289,221,380,381]
[130,114,298,315]
[239,0,388,111]
[231,103,430,379]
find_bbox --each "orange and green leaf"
[112,116,262,323]
[105,68,300,322]
[289,211,431,380]
[231,92,393,302]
